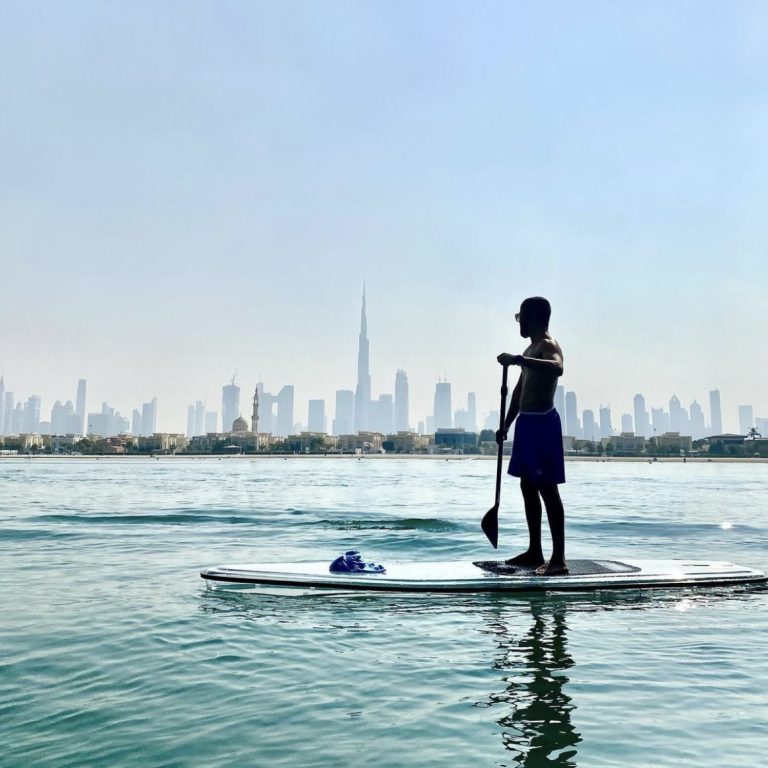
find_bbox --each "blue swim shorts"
[508,408,566,486]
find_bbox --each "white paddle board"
[200,558,767,593]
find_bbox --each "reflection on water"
[478,600,579,766]
[199,585,767,767]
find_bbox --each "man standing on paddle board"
[496,296,567,576]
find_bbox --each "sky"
[1,1,767,433]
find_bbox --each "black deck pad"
[472,559,641,576]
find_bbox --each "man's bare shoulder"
[537,335,563,358]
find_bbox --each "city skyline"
[2,366,763,440]
[2,3,767,431]
[1,289,765,439]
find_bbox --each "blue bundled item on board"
[329,550,386,574]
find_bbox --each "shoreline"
[1,453,766,464]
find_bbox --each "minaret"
[251,387,259,450]
[354,283,371,433]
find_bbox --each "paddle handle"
[494,365,510,507]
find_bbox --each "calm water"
[1,457,766,767]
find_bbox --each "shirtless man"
[496,296,567,576]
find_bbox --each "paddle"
[481,364,510,548]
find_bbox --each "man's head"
[517,296,551,338]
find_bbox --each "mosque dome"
[231,415,249,432]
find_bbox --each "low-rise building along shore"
[1,427,766,459]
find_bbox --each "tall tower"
[222,375,240,433]
[467,392,477,432]
[669,395,687,434]
[333,389,354,435]
[599,405,612,438]
[738,405,754,436]
[554,385,565,425]
[0,375,5,435]
[354,284,371,433]
[689,400,705,439]
[194,401,205,436]
[3,392,13,436]
[583,409,597,441]
[76,379,87,435]
[433,381,452,430]
[276,385,294,436]
[709,388,722,435]
[394,370,409,432]
[633,394,648,438]
[308,399,326,433]
[141,397,157,436]
[22,395,41,434]
[565,391,580,438]
[251,388,259,434]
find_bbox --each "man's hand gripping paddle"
[481,364,509,548]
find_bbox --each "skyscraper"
[0,376,5,435]
[251,389,259,435]
[651,407,668,435]
[222,376,240,434]
[87,401,124,437]
[633,394,649,438]
[87,410,110,437]
[131,409,141,436]
[582,409,597,441]
[22,395,41,433]
[333,389,354,435]
[565,391,580,438]
[371,394,394,434]
[12,403,23,434]
[621,413,633,433]
[51,400,78,435]
[3,392,13,436]
[689,400,705,439]
[555,385,565,424]
[186,405,195,438]
[308,399,326,433]
[194,401,205,436]
[75,379,87,435]
[709,389,722,435]
[141,397,157,436]
[738,405,754,436]
[394,370,409,432]
[433,381,452,430]
[454,407,470,430]
[113,412,130,434]
[467,392,477,433]
[354,285,371,433]
[276,385,294,437]
[599,405,612,439]
[669,395,688,434]
[3,392,12,435]
[257,383,276,435]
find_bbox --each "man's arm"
[498,339,563,377]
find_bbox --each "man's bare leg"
[506,477,546,568]
[535,484,568,575]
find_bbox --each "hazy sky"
[2,1,767,432]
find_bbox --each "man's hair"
[521,296,551,327]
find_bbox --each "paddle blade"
[481,505,499,549]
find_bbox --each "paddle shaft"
[493,365,510,507]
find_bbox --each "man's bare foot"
[505,551,545,568]
[534,560,569,576]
